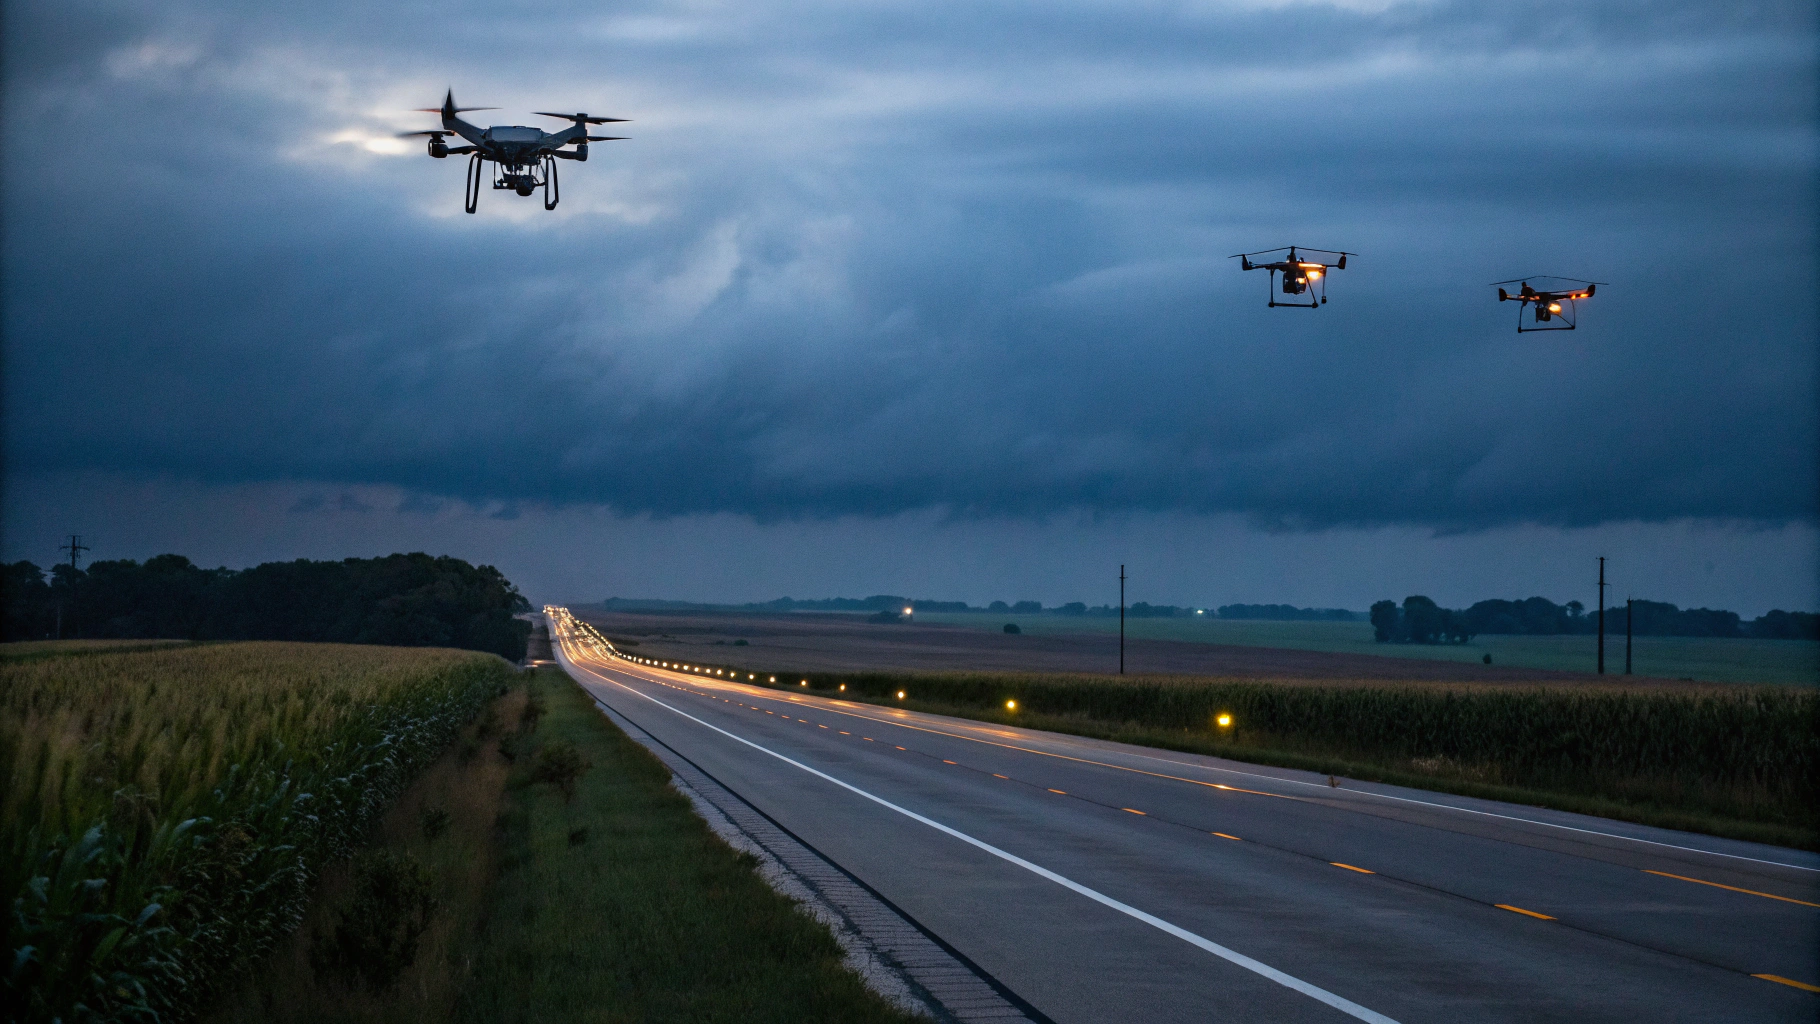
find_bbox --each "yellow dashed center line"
[943,759,958,765]
[1496,904,1554,921]
[1754,974,1820,993]
[1332,862,1374,874]
[896,746,907,750]
[1048,789,1067,795]
[1122,808,1147,816]
[1644,870,1820,908]
[839,731,850,735]
[992,774,1009,779]
[1212,832,1242,841]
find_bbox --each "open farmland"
[911,611,1820,685]
[574,606,1817,686]
[1,641,515,1023]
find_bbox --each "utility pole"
[60,534,89,571]
[1119,564,1126,675]
[1625,596,1633,675]
[55,535,89,640]
[1596,556,1606,675]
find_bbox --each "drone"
[401,90,628,214]
[1491,277,1604,332]
[1232,246,1353,307]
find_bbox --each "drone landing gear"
[464,154,483,214]
[544,154,559,211]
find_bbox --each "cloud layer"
[5,0,1816,532]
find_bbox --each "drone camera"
[574,143,589,162]
[428,138,449,159]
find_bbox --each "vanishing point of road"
[548,609,1819,1023]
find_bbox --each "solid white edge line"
[565,623,1814,876]
[549,630,1402,1024]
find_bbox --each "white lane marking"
[593,649,1816,875]
[557,650,1402,1024]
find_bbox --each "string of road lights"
[542,605,1240,732]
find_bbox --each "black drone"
[1491,277,1604,332]
[401,90,628,213]
[1232,246,1353,307]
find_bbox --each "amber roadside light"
[839,684,846,691]
[1217,713,1234,728]
[896,690,906,699]
[1006,699,1018,711]
[768,676,777,683]
[801,679,809,686]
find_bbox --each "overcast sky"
[4,0,1815,613]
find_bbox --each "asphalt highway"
[547,609,1820,1023]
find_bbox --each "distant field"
[911,612,1819,685]
[0,637,193,661]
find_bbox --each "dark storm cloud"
[4,0,1815,530]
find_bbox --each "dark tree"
[1,562,53,640]
[1402,596,1445,644]
[1369,600,1401,642]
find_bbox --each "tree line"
[1370,595,1818,645]
[2,552,533,660]
[602,595,1360,620]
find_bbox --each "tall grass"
[762,669,1820,840]
[452,669,924,1024]
[1,642,515,1023]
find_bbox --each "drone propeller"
[535,112,631,124]
[397,129,455,138]
[584,135,628,142]
[1489,276,1607,286]
[413,106,496,114]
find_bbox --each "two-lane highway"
[548,609,1820,1023]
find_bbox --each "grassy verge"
[608,646,1819,851]
[453,668,922,1024]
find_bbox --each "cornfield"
[0,641,515,1023]
[803,670,1820,832]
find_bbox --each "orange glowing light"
[1217,713,1233,728]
